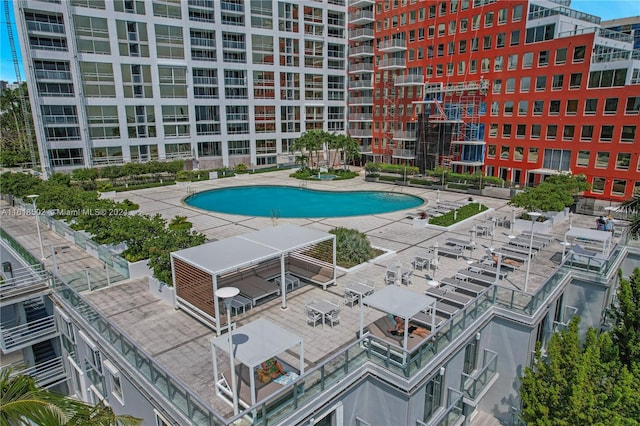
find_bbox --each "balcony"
[393,130,416,141]
[349,10,374,25]
[379,58,406,70]
[14,356,66,389]
[348,113,373,121]
[349,63,374,74]
[0,315,58,353]
[392,148,415,159]
[0,265,50,307]
[358,143,373,153]
[394,74,424,86]
[349,79,373,90]
[349,129,372,138]
[461,349,498,404]
[348,0,374,8]
[35,70,72,81]
[349,96,373,105]
[349,45,374,58]
[420,389,465,426]
[349,28,374,41]
[378,39,406,52]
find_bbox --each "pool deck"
[2,169,622,421]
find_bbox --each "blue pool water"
[185,186,424,218]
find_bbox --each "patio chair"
[304,298,316,307]
[402,270,413,286]
[344,289,358,307]
[385,270,396,286]
[305,306,322,328]
[327,307,341,327]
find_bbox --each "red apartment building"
[348,0,640,201]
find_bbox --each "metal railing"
[349,63,374,73]
[379,58,406,69]
[0,228,42,268]
[349,28,374,39]
[0,315,57,352]
[0,263,49,303]
[460,349,498,400]
[16,356,66,388]
[349,10,374,22]
[51,276,227,426]
[379,39,406,50]
[418,388,464,426]
[395,75,424,85]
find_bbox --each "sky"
[1,0,640,82]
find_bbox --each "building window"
[520,77,530,93]
[566,100,578,115]
[533,100,543,116]
[546,125,557,140]
[531,124,541,139]
[489,124,498,138]
[616,153,631,170]
[543,149,571,171]
[528,147,538,162]
[502,124,512,137]
[612,179,627,196]
[573,45,586,62]
[549,100,560,115]
[621,126,636,142]
[505,78,515,93]
[535,76,546,91]
[596,152,610,168]
[569,73,582,89]
[555,47,567,64]
[103,360,123,403]
[584,98,598,115]
[504,101,514,115]
[563,125,575,141]
[463,340,478,374]
[552,74,563,90]
[581,125,594,141]
[577,151,590,167]
[423,374,443,422]
[523,52,533,68]
[626,97,640,114]
[588,69,627,88]
[487,144,496,158]
[514,146,524,160]
[500,145,509,160]
[518,100,528,115]
[592,177,605,194]
[538,50,549,67]
[600,126,614,142]
[604,98,619,115]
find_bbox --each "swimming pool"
[185,186,424,218]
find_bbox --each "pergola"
[171,223,336,335]
[211,318,304,408]
[359,286,437,351]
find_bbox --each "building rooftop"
[1,170,629,422]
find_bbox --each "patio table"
[307,300,339,328]
[274,273,301,292]
[345,282,375,306]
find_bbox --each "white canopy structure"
[359,286,437,352]
[171,223,336,335]
[211,318,304,408]
[563,227,612,255]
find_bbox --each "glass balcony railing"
[461,349,498,400]
[51,276,227,426]
[418,388,464,426]
[0,263,49,303]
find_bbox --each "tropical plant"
[0,84,38,167]
[620,189,640,237]
[0,366,141,425]
[329,227,376,267]
[510,174,589,212]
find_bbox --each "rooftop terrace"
[1,170,630,424]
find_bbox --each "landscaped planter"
[364,176,379,182]
[514,218,552,234]
[149,276,176,308]
[128,258,152,279]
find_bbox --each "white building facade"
[14,0,348,176]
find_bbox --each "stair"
[24,299,48,322]
[24,299,57,364]
[32,340,56,364]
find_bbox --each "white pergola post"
[280,254,287,310]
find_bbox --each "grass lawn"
[429,203,488,226]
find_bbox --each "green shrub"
[330,227,376,268]
[429,203,488,226]
[234,163,248,174]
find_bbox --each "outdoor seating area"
[305,298,341,328]
[385,264,413,286]
[344,281,375,307]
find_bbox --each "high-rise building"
[14,0,348,177]
[348,0,640,202]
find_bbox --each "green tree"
[611,268,640,369]
[0,366,141,425]
[329,227,375,268]
[510,174,589,212]
[293,130,329,169]
[340,134,361,170]
[0,84,37,167]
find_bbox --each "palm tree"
[620,189,640,236]
[1,366,142,426]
